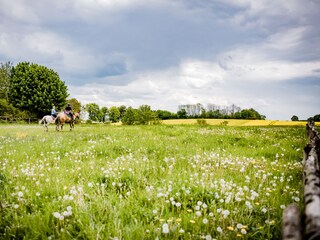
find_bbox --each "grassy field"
[0,123,306,239]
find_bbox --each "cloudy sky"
[1,0,319,120]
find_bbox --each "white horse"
[39,115,56,131]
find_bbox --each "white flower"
[179,229,185,233]
[88,182,93,188]
[53,212,61,219]
[262,208,267,213]
[175,202,181,207]
[217,227,223,233]
[197,201,203,206]
[36,192,40,196]
[241,229,247,234]
[202,218,208,224]
[17,191,23,197]
[294,197,300,202]
[13,204,19,209]
[162,223,169,234]
[222,210,230,216]
[196,211,202,216]
[205,235,212,240]
[236,223,243,229]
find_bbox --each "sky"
[0,0,319,120]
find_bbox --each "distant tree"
[313,114,320,122]
[291,115,299,121]
[118,105,127,120]
[239,108,265,120]
[122,107,138,125]
[85,103,100,121]
[109,106,120,122]
[177,109,187,119]
[101,107,109,122]
[206,110,223,119]
[137,105,157,125]
[66,98,81,113]
[0,61,13,101]
[156,110,176,119]
[9,62,68,117]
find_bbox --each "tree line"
[1,61,269,124]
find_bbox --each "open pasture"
[0,124,305,239]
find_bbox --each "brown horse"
[55,112,80,131]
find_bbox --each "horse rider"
[51,105,57,118]
[65,103,74,122]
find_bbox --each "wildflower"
[17,191,23,197]
[13,204,19,209]
[227,226,234,231]
[179,229,185,233]
[88,182,93,187]
[202,218,208,224]
[190,220,196,224]
[237,234,242,237]
[262,208,267,213]
[162,223,169,234]
[53,212,62,219]
[222,210,230,217]
[236,223,243,229]
[241,229,247,234]
[217,227,223,233]
[205,234,212,240]
[196,211,202,216]
[36,192,40,196]
[294,197,300,202]
[175,202,181,207]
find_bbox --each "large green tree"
[109,106,120,123]
[9,62,68,117]
[122,107,138,125]
[85,103,101,121]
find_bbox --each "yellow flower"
[176,218,182,222]
[237,234,242,237]
[190,220,196,224]
[227,226,234,231]
[159,219,165,222]
[187,209,193,213]
[255,202,260,205]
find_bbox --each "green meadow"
[0,124,305,239]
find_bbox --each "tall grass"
[0,124,305,239]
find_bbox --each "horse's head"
[74,112,80,119]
